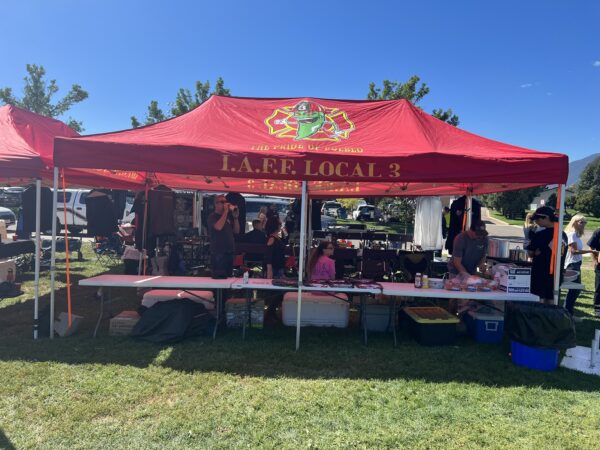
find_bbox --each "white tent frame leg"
[49,167,59,338]
[553,184,566,305]
[295,181,308,351]
[33,178,41,339]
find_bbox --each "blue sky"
[2,0,599,162]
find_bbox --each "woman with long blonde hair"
[563,213,594,318]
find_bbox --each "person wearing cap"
[448,219,489,276]
[526,206,566,302]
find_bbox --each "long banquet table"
[79,275,235,337]
[79,275,540,344]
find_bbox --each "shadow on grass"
[0,428,16,450]
[1,266,600,393]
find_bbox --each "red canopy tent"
[0,105,149,340]
[54,96,568,196]
[0,104,146,189]
[53,96,569,348]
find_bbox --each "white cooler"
[282,292,349,328]
[142,289,215,313]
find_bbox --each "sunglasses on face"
[578,220,587,224]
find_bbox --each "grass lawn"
[489,209,600,230]
[1,247,600,448]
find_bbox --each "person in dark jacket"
[264,216,286,279]
[526,206,566,303]
[242,219,267,263]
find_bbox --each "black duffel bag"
[505,302,576,350]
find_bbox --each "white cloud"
[520,83,533,88]
[593,60,600,67]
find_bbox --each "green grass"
[1,247,600,448]
[488,210,525,226]
[489,209,600,230]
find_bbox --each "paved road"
[482,207,595,246]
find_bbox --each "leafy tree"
[574,156,600,217]
[367,75,459,126]
[565,195,577,209]
[131,77,230,128]
[575,186,600,217]
[483,187,543,219]
[0,64,88,132]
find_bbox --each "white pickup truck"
[55,189,89,234]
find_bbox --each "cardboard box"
[109,311,140,336]
[498,267,531,294]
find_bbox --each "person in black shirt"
[242,219,267,264]
[587,227,600,316]
[207,195,240,277]
[526,206,566,302]
[264,216,286,279]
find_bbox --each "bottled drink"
[414,273,422,288]
[422,275,429,289]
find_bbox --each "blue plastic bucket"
[511,340,559,372]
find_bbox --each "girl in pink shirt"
[308,241,336,280]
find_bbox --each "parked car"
[0,206,16,224]
[320,214,336,229]
[321,201,342,217]
[356,205,383,221]
[0,187,25,208]
[55,189,90,234]
[244,196,290,232]
[352,204,374,220]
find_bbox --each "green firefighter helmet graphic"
[292,101,326,140]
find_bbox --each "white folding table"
[378,282,540,346]
[79,275,235,337]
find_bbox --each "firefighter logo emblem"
[265,100,355,142]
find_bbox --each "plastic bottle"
[243,271,249,284]
[422,275,429,289]
[414,273,422,288]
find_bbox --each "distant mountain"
[568,153,600,187]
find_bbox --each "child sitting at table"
[308,241,336,281]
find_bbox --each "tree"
[483,187,544,219]
[574,156,600,217]
[0,64,88,132]
[131,77,231,128]
[575,186,600,217]
[367,75,459,126]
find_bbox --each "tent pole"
[49,167,59,338]
[33,178,41,340]
[295,181,308,351]
[553,184,566,305]
[466,190,473,230]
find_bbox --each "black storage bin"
[402,306,459,346]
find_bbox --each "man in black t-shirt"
[207,195,240,277]
[587,227,600,316]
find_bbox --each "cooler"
[109,311,140,336]
[402,306,459,345]
[465,308,505,344]
[282,292,349,328]
[142,289,215,313]
[365,304,393,332]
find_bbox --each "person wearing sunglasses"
[587,225,600,317]
[207,195,240,278]
[448,219,489,277]
[308,241,336,281]
[526,206,567,303]
[563,214,595,319]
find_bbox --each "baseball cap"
[532,206,557,222]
